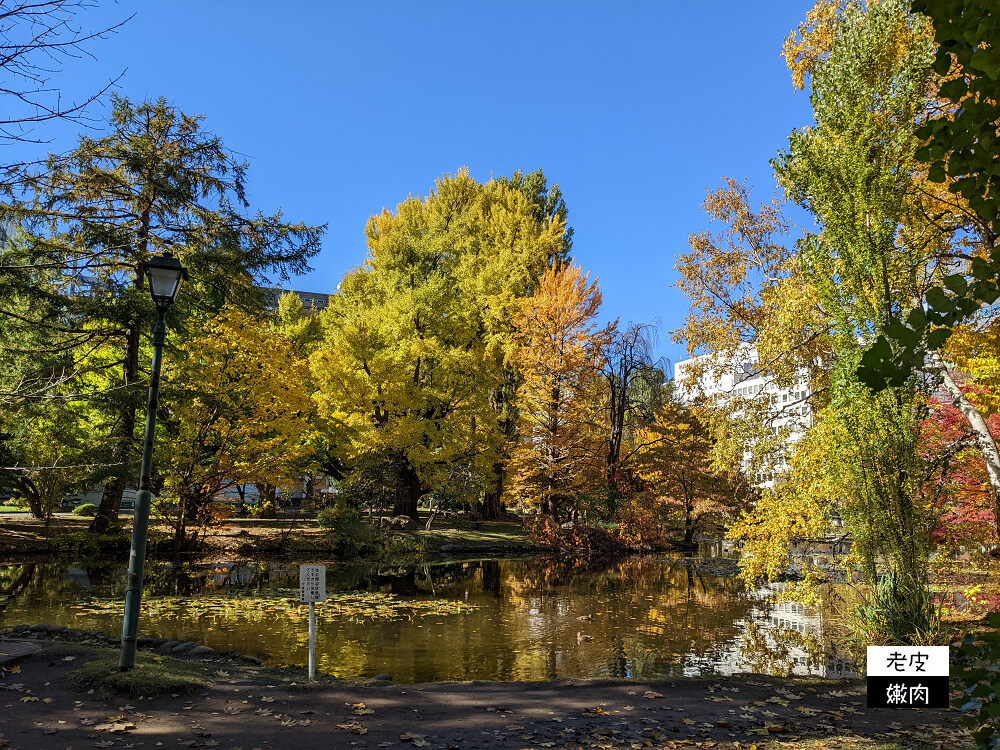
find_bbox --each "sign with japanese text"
[866,646,949,708]
[299,564,326,603]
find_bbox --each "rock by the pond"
[189,645,214,655]
[0,640,42,664]
[29,624,51,632]
[157,640,181,653]
[243,655,262,665]
[440,544,455,552]
[171,641,199,653]
[380,515,417,530]
[372,673,393,681]
[137,637,156,647]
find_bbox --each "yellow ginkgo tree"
[157,306,316,546]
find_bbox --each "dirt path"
[0,638,969,750]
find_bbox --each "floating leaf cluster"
[71,590,476,624]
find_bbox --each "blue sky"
[12,1,817,369]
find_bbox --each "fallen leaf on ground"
[335,720,368,735]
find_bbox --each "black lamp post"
[119,251,187,671]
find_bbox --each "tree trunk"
[394,461,421,520]
[926,351,1000,548]
[482,461,504,520]
[18,478,42,520]
[254,482,278,518]
[91,321,141,533]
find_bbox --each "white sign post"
[299,565,326,679]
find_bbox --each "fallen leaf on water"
[19,696,38,702]
[8,665,21,674]
[643,691,664,699]
[681,717,694,725]
[400,732,427,741]
[42,697,54,704]
[259,696,276,703]
[352,702,374,716]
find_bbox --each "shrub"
[71,502,98,517]
[250,500,277,519]
[953,614,1000,750]
[853,570,942,646]
[318,502,382,557]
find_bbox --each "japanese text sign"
[299,564,326,603]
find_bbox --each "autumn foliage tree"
[507,263,612,521]
[632,400,746,546]
[312,171,564,519]
[919,391,1000,561]
[157,306,316,546]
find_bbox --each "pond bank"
[0,631,967,750]
[0,514,551,563]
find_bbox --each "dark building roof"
[264,287,331,312]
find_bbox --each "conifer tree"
[508,263,612,521]
[1,95,323,531]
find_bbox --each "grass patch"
[67,652,209,698]
[417,522,529,548]
[0,504,27,513]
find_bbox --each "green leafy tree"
[770,0,941,636]
[1,95,323,532]
[860,0,1000,385]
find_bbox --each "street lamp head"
[146,251,188,311]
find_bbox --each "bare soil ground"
[0,635,971,750]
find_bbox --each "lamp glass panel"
[147,265,182,300]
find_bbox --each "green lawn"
[415,521,530,548]
[0,504,27,513]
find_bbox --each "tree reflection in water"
[0,556,848,682]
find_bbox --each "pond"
[0,554,856,682]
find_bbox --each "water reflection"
[0,556,854,682]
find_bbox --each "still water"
[0,555,854,682]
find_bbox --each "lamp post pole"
[119,311,166,670]
[119,252,186,672]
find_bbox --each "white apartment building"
[674,347,814,488]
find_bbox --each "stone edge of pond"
[1,623,265,667]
